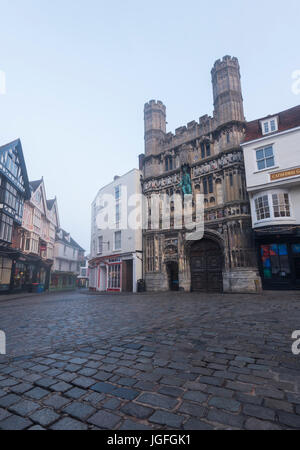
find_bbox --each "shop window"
[108,264,121,289]
[255,195,270,221]
[272,193,291,218]
[261,244,291,280]
[292,244,300,254]
[0,257,12,286]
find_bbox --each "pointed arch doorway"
[190,239,223,292]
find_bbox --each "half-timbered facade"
[15,179,60,292]
[140,56,262,293]
[0,139,31,292]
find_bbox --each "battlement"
[159,114,215,151]
[211,55,240,76]
[144,100,166,112]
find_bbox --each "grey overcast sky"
[0,0,299,252]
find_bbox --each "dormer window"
[261,117,278,135]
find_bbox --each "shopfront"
[0,255,13,292]
[50,272,77,291]
[257,230,300,290]
[10,256,52,293]
[107,258,122,292]
[12,261,35,292]
[89,255,138,293]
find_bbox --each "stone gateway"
[139,56,262,293]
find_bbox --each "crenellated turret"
[211,55,245,126]
[144,100,166,156]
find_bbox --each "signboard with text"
[270,167,300,181]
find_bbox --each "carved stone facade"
[140,56,262,293]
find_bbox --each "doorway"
[122,260,133,292]
[166,262,179,291]
[190,239,223,292]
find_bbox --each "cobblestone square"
[0,290,300,430]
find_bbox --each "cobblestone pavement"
[0,290,300,430]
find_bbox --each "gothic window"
[208,176,214,194]
[203,178,208,195]
[201,142,211,159]
[206,143,211,157]
[165,156,173,172]
[146,236,155,272]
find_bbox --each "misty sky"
[0,0,299,252]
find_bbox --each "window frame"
[260,117,278,135]
[255,145,276,171]
[114,231,122,251]
[253,190,293,224]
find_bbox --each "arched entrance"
[166,261,179,291]
[190,239,223,292]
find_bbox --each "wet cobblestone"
[0,290,300,429]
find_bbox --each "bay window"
[272,193,291,218]
[254,191,292,223]
[255,195,270,221]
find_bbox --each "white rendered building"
[242,105,300,290]
[89,169,143,293]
